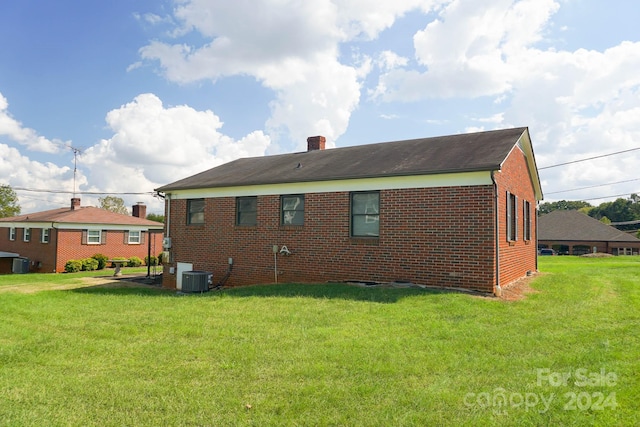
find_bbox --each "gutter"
[491,171,501,296]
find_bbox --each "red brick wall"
[163,185,500,293]
[494,147,538,287]
[0,228,57,273]
[55,229,164,272]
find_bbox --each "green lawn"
[0,257,638,426]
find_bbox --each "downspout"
[491,171,501,296]
[51,222,57,273]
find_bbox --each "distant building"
[0,198,164,273]
[538,210,640,255]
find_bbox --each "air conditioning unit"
[12,258,29,274]
[181,271,211,293]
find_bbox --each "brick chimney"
[132,202,147,218]
[71,198,81,210]
[307,136,326,151]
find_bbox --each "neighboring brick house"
[538,210,640,255]
[155,127,543,294]
[0,198,164,273]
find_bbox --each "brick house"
[538,209,640,255]
[155,127,543,294]
[0,198,164,273]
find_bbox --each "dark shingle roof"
[157,127,533,192]
[538,210,640,242]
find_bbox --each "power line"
[546,178,640,195]
[538,147,640,170]
[13,187,154,196]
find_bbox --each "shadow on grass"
[69,279,452,303]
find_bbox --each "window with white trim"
[9,227,16,241]
[87,229,101,244]
[128,230,141,244]
[351,191,380,237]
[23,228,31,242]
[41,228,50,243]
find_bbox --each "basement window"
[351,191,379,237]
[281,195,304,225]
[236,196,257,226]
[187,199,205,225]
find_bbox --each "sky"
[1,0,640,216]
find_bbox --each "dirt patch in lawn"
[497,272,543,301]
[0,275,160,294]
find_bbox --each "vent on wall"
[181,271,211,292]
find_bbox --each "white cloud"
[81,93,270,192]
[0,92,60,153]
[137,0,449,150]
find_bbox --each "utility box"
[12,258,29,274]
[181,271,211,293]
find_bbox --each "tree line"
[539,194,640,229]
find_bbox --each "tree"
[146,213,165,223]
[538,200,592,216]
[0,185,21,218]
[99,196,129,215]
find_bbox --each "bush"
[145,255,158,266]
[81,258,99,271]
[128,256,143,267]
[92,253,108,270]
[157,252,165,265]
[64,260,82,273]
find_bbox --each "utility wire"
[539,147,640,170]
[13,187,154,196]
[546,178,640,195]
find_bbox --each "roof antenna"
[67,145,83,198]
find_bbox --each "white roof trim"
[165,171,494,199]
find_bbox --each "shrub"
[145,255,158,266]
[92,253,108,270]
[81,258,99,271]
[157,252,165,265]
[128,256,143,267]
[64,260,82,273]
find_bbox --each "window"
[23,228,31,242]
[506,192,518,241]
[128,230,141,244]
[236,196,257,226]
[187,199,205,225]
[523,200,531,241]
[87,230,101,244]
[281,195,304,225]
[9,227,15,241]
[41,228,50,243]
[351,192,379,237]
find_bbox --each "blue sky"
[1,0,639,215]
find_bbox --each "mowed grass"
[0,257,638,426]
